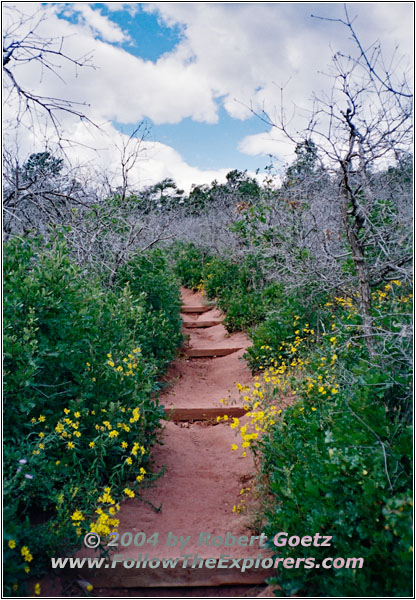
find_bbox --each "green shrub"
[202,256,242,300]
[169,241,209,289]
[200,253,273,331]
[236,290,412,597]
[116,249,183,373]
[244,288,328,372]
[260,382,412,597]
[219,283,280,333]
[3,237,182,596]
[221,289,266,332]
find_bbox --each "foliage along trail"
[79,287,273,592]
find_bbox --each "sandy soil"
[161,289,253,409]
[108,289,269,579]
[115,421,258,560]
[49,289,273,596]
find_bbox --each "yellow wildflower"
[71,510,84,521]
[21,546,33,562]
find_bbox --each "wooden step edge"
[163,406,248,421]
[181,305,212,313]
[182,320,223,328]
[69,556,273,588]
[185,347,243,358]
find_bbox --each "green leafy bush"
[201,254,273,331]
[221,289,266,332]
[260,381,412,597]
[229,287,412,597]
[169,241,209,289]
[117,249,183,373]
[202,256,242,300]
[244,289,328,372]
[3,237,182,596]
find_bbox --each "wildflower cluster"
[220,281,411,597]
[4,240,183,596]
[219,381,283,460]
[245,314,316,373]
[5,399,162,595]
[106,348,142,377]
[89,489,120,538]
[5,541,41,595]
[232,486,251,514]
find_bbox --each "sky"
[2,2,414,191]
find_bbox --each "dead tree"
[249,5,413,357]
[3,5,96,142]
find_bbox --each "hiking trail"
[75,288,273,596]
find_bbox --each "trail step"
[75,558,273,588]
[185,347,243,358]
[79,289,261,590]
[183,319,223,328]
[181,305,212,313]
[164,406,248,421]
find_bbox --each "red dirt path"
[104,289,271,584]
[46,289,273,597]
[162,291,252,409]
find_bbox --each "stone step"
[163,407,248,421]
[181,306,212,314]
[71,555,273,588]
[70,418,270,589]
[182,320,223,328]
[185,347,243,358]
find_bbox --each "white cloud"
[146,2,413,131]
[63,4,131,43]
[8,2,412,129]
[105,3,139,17]
[2,2,413,187]
[238,128,296,166]
[3,114,231,193]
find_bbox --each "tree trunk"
[340,173,376,358]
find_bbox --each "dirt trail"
[162,289,253,410]
[76,288,272,594]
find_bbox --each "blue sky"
[115,105,272,172]
[4,2,414,190]
[94,3,184,61]
[151,108,271,172]
[86,3,272,173]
